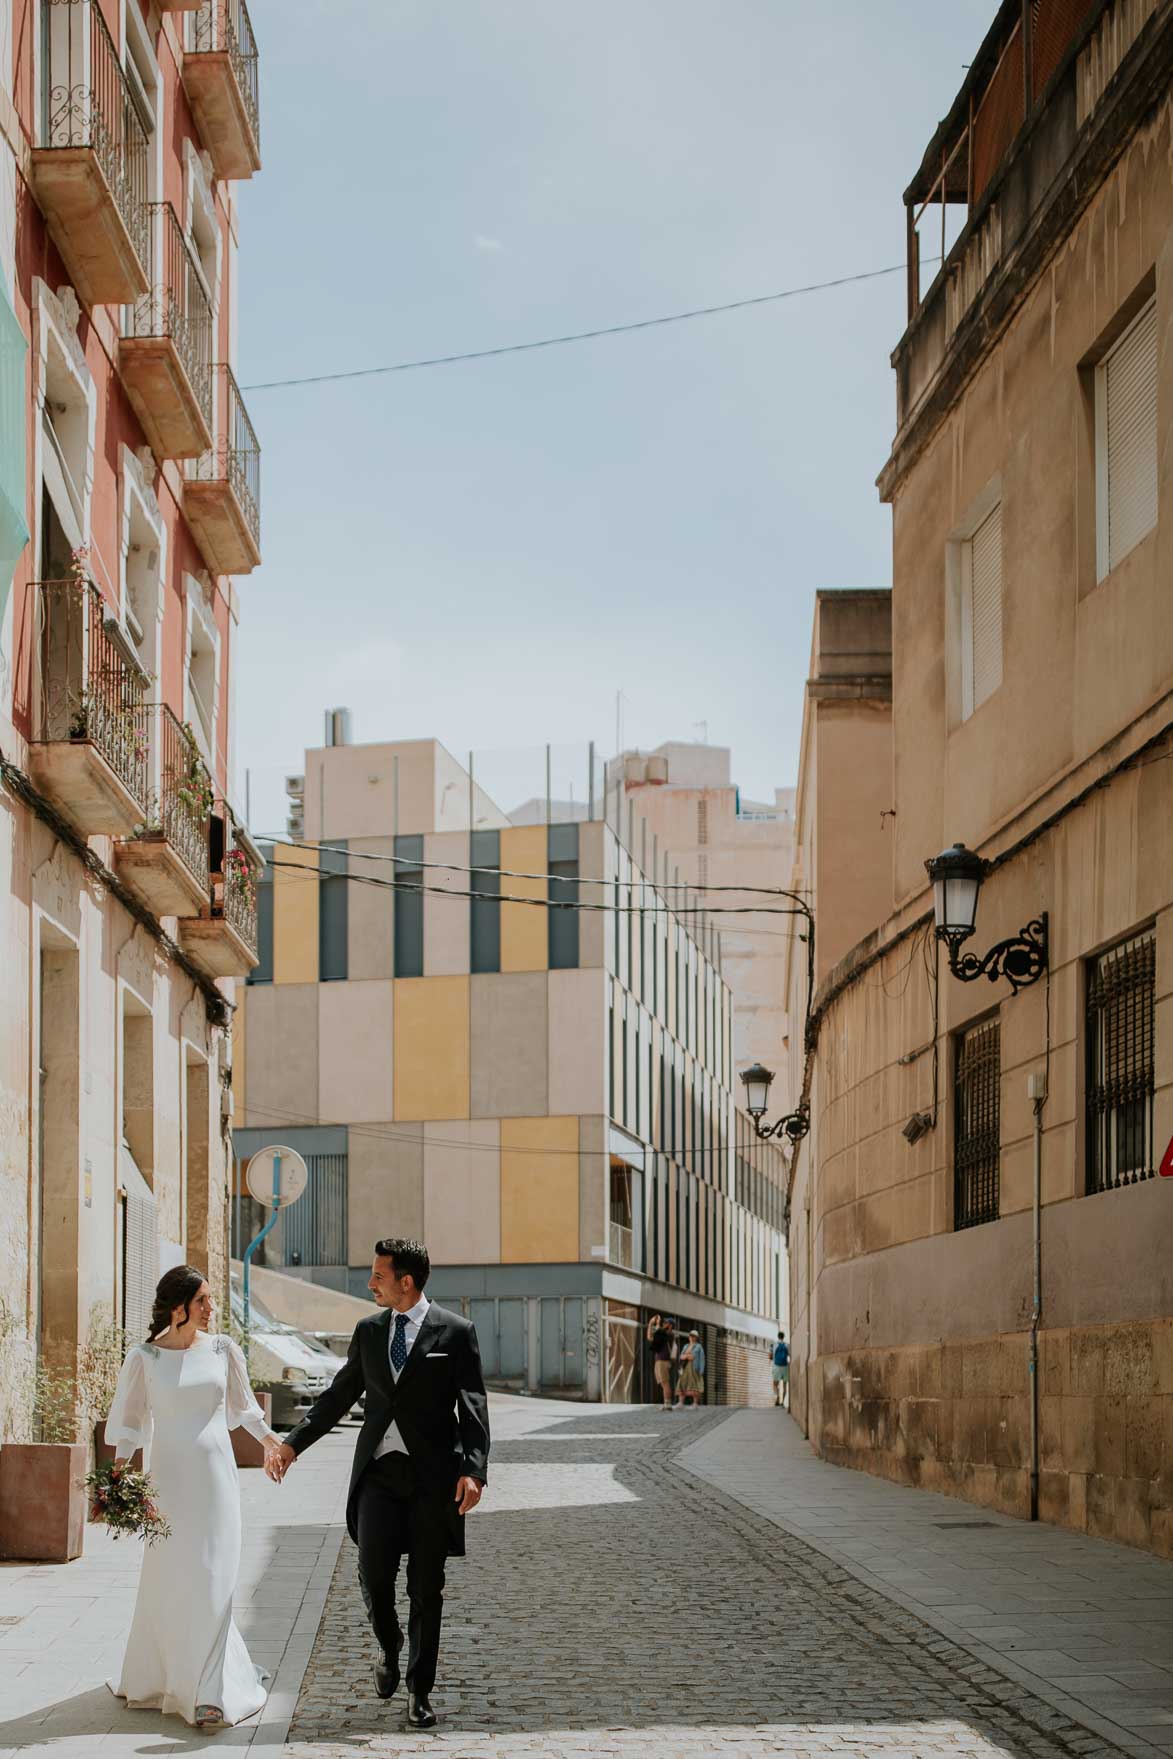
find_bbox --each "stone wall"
[715,1332,775,1408]
[812,1317,1172,1558]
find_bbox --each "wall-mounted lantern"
[924,842,1047,994]
[740,1062,810,1144]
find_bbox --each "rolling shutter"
[966,501,1003,714]
[1102,298,1157,575]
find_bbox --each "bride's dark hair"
[147,1265,208,1342]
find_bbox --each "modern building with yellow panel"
[232,731,788,1403]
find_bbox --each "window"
[1086,930,1155,1193]
[961,500,1002,718]
[319,840,348,981]
[249,854,273,983]
[470,829,500,974]
[184,586,219,766]
[548,824,579,969]
[1096,297,1157,581]
[954,1016,1000,1229]
[393,834,423,978]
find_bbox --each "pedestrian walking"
[270,1238,490,1731]
[103,1265,285,1730]
[646,1313,674,1409]
[676,1330,706,1407]
[772,1330,790,1408]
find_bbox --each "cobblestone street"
[286,1399,1151,1759]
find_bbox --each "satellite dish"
[246,1145,308,1210]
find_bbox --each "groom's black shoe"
[374,1630,405,1699]
[406,1692,437,1729]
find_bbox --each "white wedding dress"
[104,1333,277,1727]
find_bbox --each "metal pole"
[393,757,399,839]
[1029,1088,1043,1521]
[469,751,474,833]
[588,741,595,820]
[545,744,551,826]
[242,1151,282,1344]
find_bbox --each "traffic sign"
[246,1145,308,1209]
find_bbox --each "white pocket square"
[425,1351,448,1358]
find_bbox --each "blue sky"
[235,1,993,835]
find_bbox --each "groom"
[270,1237,489,1729]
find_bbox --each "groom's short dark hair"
[375,1237,430,1290]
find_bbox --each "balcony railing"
[146,703,212,893]
[185,365,261,571]
[134,203,213,423]
[185,0,261,178]
[216,807,259,951]
[35,576,149,809]
[35,0,150,302]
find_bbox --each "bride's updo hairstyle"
[147,1264,207,1342]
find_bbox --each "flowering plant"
[85,1459,172,1546]
[222,845,257,908]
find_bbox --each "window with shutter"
[1096,297,1158,580]
[961,500,1003,719]
[121,1142,158,1342]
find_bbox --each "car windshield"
[228,1287,299,1336]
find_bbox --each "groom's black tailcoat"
[284,1302,490,1550]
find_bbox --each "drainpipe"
[1028,1071,1046,1521]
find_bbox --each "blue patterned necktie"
[390,1312,408,1375]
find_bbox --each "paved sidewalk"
[286,1396,1154,1758]
[0,1425,352,1755]
[682,1411,1173,1759]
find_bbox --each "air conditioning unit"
[285,774,305,799]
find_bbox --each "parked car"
[227,1283,353,1430]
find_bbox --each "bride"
[104,1264,284,1730]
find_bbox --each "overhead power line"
[265,857,810,920]
[242,259,928,393]
[260,833,811,905]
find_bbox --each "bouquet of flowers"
[85,1460,172,1546]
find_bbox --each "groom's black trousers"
[355,1451,451,1696]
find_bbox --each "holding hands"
[264,1440,296,1483]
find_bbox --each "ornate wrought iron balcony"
[179,801,260,976]
[30,0,150,306]
[185,367,261,575]
[120,203,214,460]
[28,576,150,836]
[184,1,261,180]
[115,704,213,919]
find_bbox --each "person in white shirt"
[272,1238,489,1730]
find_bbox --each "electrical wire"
[265,856,811,922]
[258,834,812,904]
[242,260,932,394]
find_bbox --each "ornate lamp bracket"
[945,912,1048,995]
[750,1101,811,1145]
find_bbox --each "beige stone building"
[606,743,796,1079]
[786,0,1173,1556]
[234,733,790,1403]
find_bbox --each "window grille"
[954,1016,1000,1229]
[1086,930,1155,1194]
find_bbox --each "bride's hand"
[262,1439,289,1482]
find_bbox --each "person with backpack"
[772,1331,790,1408]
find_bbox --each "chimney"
[324,706,352,748]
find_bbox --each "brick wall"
[714,1332,775,1408]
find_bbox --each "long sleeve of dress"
[224,1338,278,1446]
[106,1346,153,1462]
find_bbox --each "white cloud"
[473,233,505,253]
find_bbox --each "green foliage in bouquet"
[85,1460,172,1546]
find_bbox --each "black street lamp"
[740,1062,810,1144]
[924,842,1047,994]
